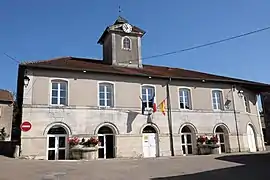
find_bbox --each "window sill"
[179,108,193,112]
[122,48,131,51]
[212,109,224,112]
[49,104,68,107]
[98,106,114,109]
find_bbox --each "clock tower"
[98,16,145,68]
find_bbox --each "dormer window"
[122,36,131,50]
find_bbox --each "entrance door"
[142,125,158,158]
[97,126,115,159]
[247,125,257,152]
[215,126,227,154]
[143,133,157,157]
[47,125,68,160]
[47,135,67,160]
[216,133,225,154]
[180,126,194,155]
[98,134,106,159]
[181,134,193,155]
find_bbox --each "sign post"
[20,121,32,132]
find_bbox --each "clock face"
[122,23,132,33]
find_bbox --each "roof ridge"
[21,56,73,65]
[70,56,102,61]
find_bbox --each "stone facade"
[20,69,265,160]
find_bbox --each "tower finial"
[118,5,121,16]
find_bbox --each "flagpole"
[166,77,175,156]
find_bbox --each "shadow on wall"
[151,153,270,180]
[126,111,139,133]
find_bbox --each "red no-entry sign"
[21,121,32,132]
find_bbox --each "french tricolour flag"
[152,94,157,113]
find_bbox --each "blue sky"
[1,0,270,93]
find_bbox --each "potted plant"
[68,137,80,148]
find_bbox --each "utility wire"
[3,53,21,64]
[124,25,270,63]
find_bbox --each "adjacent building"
[15,16,269,160]
[0,89,14,141]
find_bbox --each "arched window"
[122,37,131,50]
[99,82,114,107]
[51,80,68,105]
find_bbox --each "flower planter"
[81,147,98,160]
[69,145,98,160]
[197,144,219,155]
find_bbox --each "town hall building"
[15,16,269,160]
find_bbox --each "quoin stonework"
[15,16,269,160]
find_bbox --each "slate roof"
[0,89,13,102]
[21,56,270,92]
[97,16,145,44]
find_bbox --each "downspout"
[231,85,241,152]
[166,77,174,156]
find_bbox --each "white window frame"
[178,87,193,110]
[122,36,132,51]
[98,81,115,108]
[181,133,193,155]
[50,79,69,106]
[211,89,224,111]
[140,85,156,111]
[243,94,251,113]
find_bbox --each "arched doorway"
[247,124,257,152]
[142,125,158,158]
[180,125,196,155]
[214,125,229,154]
[98,126,115,159]
[47,125,68,160]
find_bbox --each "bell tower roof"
[113,16,128,25]
[97,16,145,44]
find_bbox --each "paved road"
[0,152,269,180]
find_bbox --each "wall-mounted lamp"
[238,90,244,97]
[24,76,30,87]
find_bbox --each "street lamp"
[24,76,30,87]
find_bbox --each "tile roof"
[0,89,13,102]
[21,56,270,91]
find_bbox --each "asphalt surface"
[0,152,269,180]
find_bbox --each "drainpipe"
[231,85,241,152]
[166,77,174,156]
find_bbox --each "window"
[99,83,114,107]
[141,86,155,109]
[51,81,68,105]
[179,88,192,110]
[122,37,131,50]
[244,95,251,113]
[212,90,223,110]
